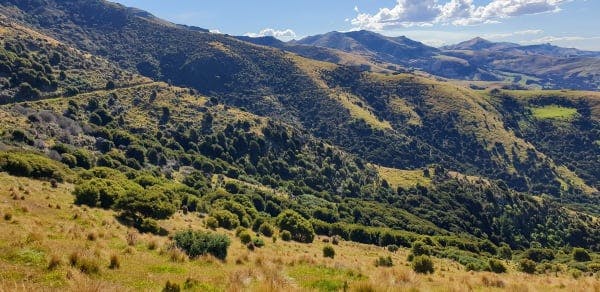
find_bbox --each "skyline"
[112,0,600,50]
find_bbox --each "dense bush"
[488,259,507,273]
[0,152,66,182]
[498,244,512,260]
[412,255,434,274]
[411,241,431,256]
[375,256,393,267]
[280,230,292,241]
[276,210,315,243]
[323,245,335,258]
[211,209,240,230]
[238,230,252,244]
[173,230,231,260]
[522,248,555,262]
[572,248,591,262]
[258,222,274,237]
[387,244,399,253]
[519,259,537,274]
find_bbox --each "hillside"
[0,1,600,290]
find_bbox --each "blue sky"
[113,0,600,50]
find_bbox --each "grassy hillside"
[2,173,600,291]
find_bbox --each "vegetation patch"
[530,105,578,120]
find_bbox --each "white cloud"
[484,29,543,39]
[244,28,297,40]
[209,29,222,34]
[354,5,359,13]
[351,0,572,30]
[521,35,600,44]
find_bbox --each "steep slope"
[1,15,599,252]
[2,0,598,199]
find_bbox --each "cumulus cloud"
[244,28,297,40]
[521,35,600,44]
[209,29,222,34]
[352,0,572,30]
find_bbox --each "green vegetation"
[323,245,335,258]
[173,230,231,260]
[531,105,578,120]
[412,255,434,274]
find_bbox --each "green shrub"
[488,259,507,273]
[252,237,265,248]
[497,244,512,260]
[210,209,240,230]
[163,280,181,292]
[522,248,554,262]
[109,254,120,269]
[519,259,537,274]
[387,244,399,253]
[276,210,314,243]
[238,231,252,244]
[412,255,434,274]
[411,241,430,256]
[173,230,231,260]
[572,248,591,262]
[206,217,218,230]
[375,256,393,267]
[0,152,66,182]
[323,245,335,258]
[280,230,292,241]
[258,222,274,237]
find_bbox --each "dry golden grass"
[375,165,431,189]
[0,172,599,291]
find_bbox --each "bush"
[412,255,434,274]
[276,210,315,243]
[387,244,399,253]
[48,255,61,270]
[211,209,240,230]
[411,241,430,256]
[572,248,591,262]
[522,248,554,262]
[0,152,66,182]
[323,245,335,258]
[115,187,177,220]
[206,217,218,230]
[498,244,512,260]
[173,230,231,260]
[519,259,537,274]
[252,237,265,248]
[588,263,600,273]
[280,230,292,241]
[488,259,507,273]
[375,256,393,267]
[238,231,252,244]
[258,222,274,237]
[163,280,181,292]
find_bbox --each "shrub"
[173,230,231,260]
[323,245,335,258]
[258,222,274,237]
[109,254,120,269]
[519,259,537,274]
[115,188,177,220]
[206,217,218,230]
[488,259,507,273]
[572,248,591,262]
[411,241,430,256]
[331,236,340,245]
[163,280,181,292]
[238,231,252,244]
[498,244,512,260]
[276,210,315,243]
[280,230,292,241]
[375,256,394,267]
[387,245,399,253]
[138,218,163,235]
[252,237,265,248]
[412,255,434,274]
[4,212,12,221]
[522,248,554,262]
[210,209,240,230]
[0,152,66,182]
[588,263,600,273]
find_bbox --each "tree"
[276,210,315,243]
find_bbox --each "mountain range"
[0,0,599,289]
